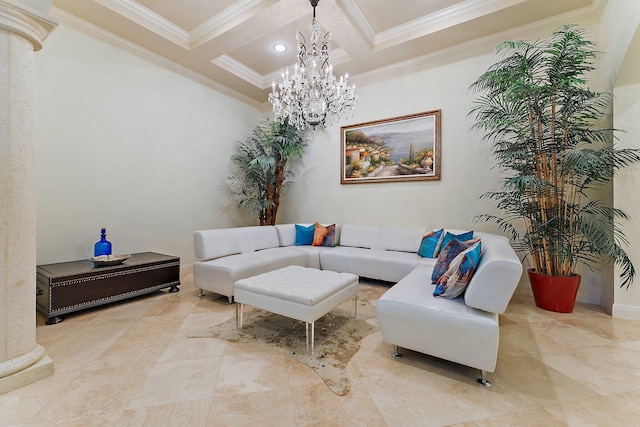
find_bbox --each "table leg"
[305,322,309,353]
[45,315,63,325]
[311,321,315,354]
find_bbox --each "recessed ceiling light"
[273,43,287,53]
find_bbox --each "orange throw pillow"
[312,222,329,246]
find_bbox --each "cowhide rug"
[186,288,381,396]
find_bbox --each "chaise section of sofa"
[375,232,522,385]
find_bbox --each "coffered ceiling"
[50,0,599,105]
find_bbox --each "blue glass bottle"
[94,228,112,256]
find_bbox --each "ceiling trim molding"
[50,6,261,108]
[212,54,266,89]
[373,0,527,52]
[190,0,278,49]
[373,0,526,52]
[94,0,190,49]
[355,0,606,87]
[336,0,375,46]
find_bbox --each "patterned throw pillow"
[433,240,482,298]
[322,224,336,247]
[434,230,474,257]
[418,229,443,258]
[431,238,477,284]
[312,223,329,246]
[295,224,315,246]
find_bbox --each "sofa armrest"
[464,235,522,314]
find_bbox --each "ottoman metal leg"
[354,295,358,319]
[305,321,316,354]
[236,303,244,328]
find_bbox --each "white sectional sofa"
[193,223,522,384]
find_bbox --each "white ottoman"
[234,265,359,354]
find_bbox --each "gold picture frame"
[340,110,441,184]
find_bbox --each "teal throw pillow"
[435,230,474,256]
[295,224,315,246]
[418,229,443,258]
[433,240,482,298]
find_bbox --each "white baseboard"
[612,303,640,320]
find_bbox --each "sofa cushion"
[253,247,309,271]
[247,226,282,253]
[194,226,279,260]
[275,224,297,247]
[434,240,482,298]
[418,229,443,258]
[339,224,379,249]
[320,246,420,283]
[378,226,423,252]
[295,224,315,246]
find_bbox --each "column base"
[0,353,53,395]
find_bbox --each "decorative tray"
[91,254,131,266]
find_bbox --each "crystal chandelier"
[268,0,357,131]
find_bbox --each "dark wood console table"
[36,252,180,324]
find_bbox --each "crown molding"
[336,0,375,47]
[354,0,606,86]
[374,0,527,52]
[94,0,190,49]
[190,0,277,50]
[51,6,261,108]
[212,54,266,89]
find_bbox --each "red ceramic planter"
[528,269,581,313]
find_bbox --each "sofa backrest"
[340,224,423,253]
[274,223,341,247]
[464,232,523,314]
[194,226,280,260]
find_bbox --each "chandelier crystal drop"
[268,0,357,131]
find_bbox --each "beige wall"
[33,24,260,266]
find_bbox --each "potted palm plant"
[227,117,308,226]
[469,25,640,312]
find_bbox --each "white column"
[0,0,56,394]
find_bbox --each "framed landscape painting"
[340,110,441,184]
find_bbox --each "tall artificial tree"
[469,25,640,289]
[227,117,308,226]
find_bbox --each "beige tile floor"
[3,272,640,426]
